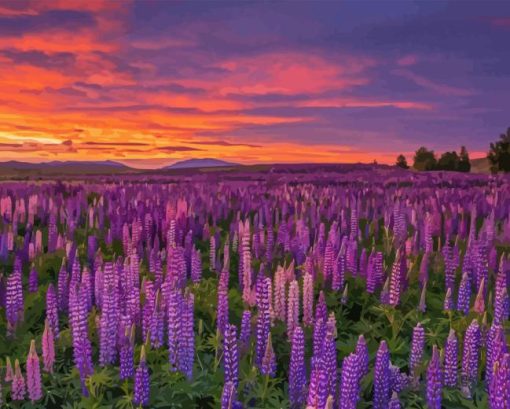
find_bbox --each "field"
[0,165,508,408]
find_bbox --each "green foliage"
[487,127,510,173]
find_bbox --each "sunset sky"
[0,1,509,168]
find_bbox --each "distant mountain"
[164,158,238,170]
[0,160,132,176]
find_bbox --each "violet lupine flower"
[133,345,150,407]
[493,286,509,325]
[217,270,229,336]
[26,339,43,402]
[256,277,271,369]
[302,272,314,326]
[261,332,276,377]
[289,326,306,408]
[388,392,401,409]
[28,265,38,293]
[287,280,300,339]
[457,272,471,315]
[69,283,94,394]
[374,340,391,409]
[426,345,443,409]
[120,324,135,380]
[389,251,402,306]
[356,335,369,377]
[6,267,23,334]
[461,319,481,396]
[42,319,55,373]
[191,247,202,283]
[223,323,239,387]
[389,364,409,393]
[321,313,338,401]
[46,283,59,340]
[239,310,252,352]
[221,381,242,409]
[409,323,425,381]
[473,278,485,315]
[167,286,182,372]
[57,259,69,312]
[11,359,26,401]
[178,292,195,380]
[444,329,458,388]
[273,267,286,322]
[489,354,510,409]
[339,352,362,409]
[99,262,119,366]
[486,324,506,390]
[150,290,164,348]
[443,287,454,311]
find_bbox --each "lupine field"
[0,166,509,408]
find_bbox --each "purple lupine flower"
[150,290,164,348]
[178,292,195,380]
[42,319,55,373]
[339,352,362,409]
[11,359,26,401]
[191,247,202,283]
[314,291,327,327]
[120,324,135,380]
[273,267,286,322]
[493,286,509,325]
[426,345,443,409]
[302,272,314,326]
[374,340,391,409]
[409,323,425,382]
[239,310,252,351]
[473,278,485,315]
[443,287,454,311]
[261,333,276,377]
[6,267,23,334]
[256,277,271,368]
[28,265,38,293]
[167,285,182,371]
[57,258,69,312]
[223,323,239,387]
[486,324,506,390]
[289,326,306,408]
[488,353,509,409]
[356,335,369,377]
[461,319,481,396]
[389,251,402,306]
[69,283,94,394]
[321,313,338,402]
[217,270,229,336]
[389,364,409,393]
[99,262,119,366]
[287,279,299,339]
[444,329,458,388]
[133,345,150,407]
[26,339,43,402]
[457,272,471,315]
[221,381,242,409]
[46,283,59,338]
[389,392,401,409]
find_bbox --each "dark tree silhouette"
[458,146,471,172]
[396,154,409,169]
[413,147,437,171]
[437,151,459,171]
[488,127,510,173]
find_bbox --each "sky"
[0,0,509,168]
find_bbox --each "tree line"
[395,126,510,173]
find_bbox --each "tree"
[413,147,437,171]
[395,154,409,169]
[458,146,471,172]
[487,127,510,173]
[437,151,459,171]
